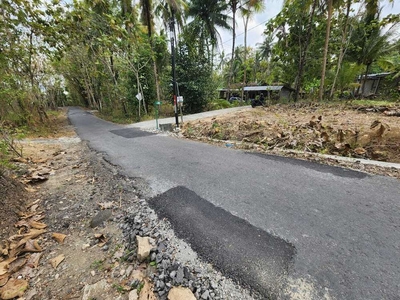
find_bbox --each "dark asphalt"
[149,186,295,299]
[68,107,400,299]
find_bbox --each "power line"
[221,18,269,45]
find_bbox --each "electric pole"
[169,10,179,128]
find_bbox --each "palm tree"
[360,28,397,96]
[257,35,273,61]
[138,0,163,106]
[240,0,265,100]
[187,0,232,60]
[227,0,241,97]
[154,0,188,34]
[256,34,274,82]
[289,0,319,101]
[347,14,398,96]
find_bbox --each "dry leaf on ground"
[7,257,27,273]
[25,187,37,193]
[26,253,43,268]
[26,199,41,209]
[49,254,65,269]
[22,239,43,253]
[15,229,47,248]
[28,220,47,229]
[97,202,114,209]
[0,273,9,287]
[52,233,67,244]
[0,278,28,299]
[0,258,17,276]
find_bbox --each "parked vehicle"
[229,96,241,103]
[251,93,265,108]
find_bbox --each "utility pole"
[169,10,179,128]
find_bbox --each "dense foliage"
[0,0,399,130]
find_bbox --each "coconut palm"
[226,0,241,95]
[257,35,273,61]
[154,0,188,34]
[347,14,398,96]
[240,0,265,100]
[187,0,232,60]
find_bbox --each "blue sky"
[219,0,400,55]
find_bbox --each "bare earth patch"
[0,113,146,300]
[180,103,400,179]
[0,109,258,300]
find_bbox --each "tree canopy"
[1,0,399,129]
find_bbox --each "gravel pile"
[119,198,259,300]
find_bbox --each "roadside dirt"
[0,110,257,300]
[181,103,400,179]
[0,114,148,300]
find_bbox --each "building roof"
[359,72,392,80]
[217,88,240,92]
[244,86,289,91]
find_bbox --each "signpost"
[136,93,143,118]
[154,101,161,130]
[177,96,183,124]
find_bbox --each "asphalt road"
[68,107,400,300]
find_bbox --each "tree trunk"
[330,0,351,99]
[241,15,249,103]
[319,0,333,102]
[142,0,161,106]
[294,0,318,102]
[361,63,371,97]
[227,1,237,100]
[152,59,161,105]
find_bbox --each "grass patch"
[112,283,125,294]
[348,99,398,107]
[95,112,134,124]
[23,108,75,138]
[91,259,105,270]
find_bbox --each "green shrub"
[207,99,232,111]
[0,128,23,175]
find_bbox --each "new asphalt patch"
[246,152,369,179]
[148,186,296,298]
[110,128,155,139]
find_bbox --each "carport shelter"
[244,86,294,101]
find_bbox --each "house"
[218,88,240,100]
[356,72,392,97]
[243,85,294,101]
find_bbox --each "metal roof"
[244,86,284,91]
[359,72,392,80]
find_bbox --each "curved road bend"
[68,107,400,300]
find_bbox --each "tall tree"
[155,0,187,33]
[296,0,318,101]
[318,0,335,101]
[348,21,398,96]
[139,0,163,104]
[282,0,320,101]
[187,0,232,60]
[329,0,352,99]
[241,0,265,100]
[227,0,241,98]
